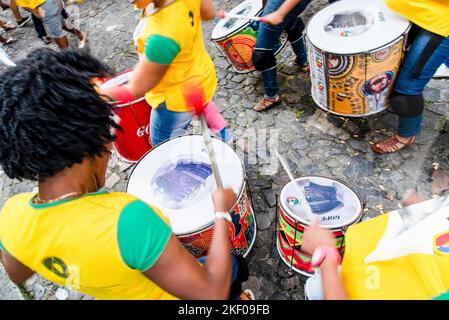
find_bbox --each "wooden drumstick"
[0,47,16,67]
[183,83,223,189]
[275,151,314,221]
[219,9,267,23]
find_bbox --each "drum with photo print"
[306,0,411,116]
[277,176,363,276]
[126,135,257,258]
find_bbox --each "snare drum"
[306,0,411,117]
[100,70,152,163]
[126,135,257,258]
[277,176,363,276]
[211,0,287,73]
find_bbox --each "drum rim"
[279,175,364,230]
[305,22,411,56]
[276,237,314,277]
[211,0,263,40]
[178,188,258,259]
[304,0,412,55]
[126,133,248,234]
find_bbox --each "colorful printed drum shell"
[307,37,407,117]
[178,185,257,258]
[305,0,411,117]
[277,205,345,276]
[211,0,287,73]
[276,176,363,276]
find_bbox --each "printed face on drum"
[363,71,394,95]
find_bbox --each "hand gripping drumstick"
[183,83,223,189]
[275,151,314,222]
[219,9,267,23]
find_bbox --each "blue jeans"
[150,102,232,146]
[198,255,246,300]
[395,30,449,137]
[444,58,449,68]
[255,0,311,98]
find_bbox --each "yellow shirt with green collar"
[135,0,217,112]
[0,191,178,300]
[384,0,449,37]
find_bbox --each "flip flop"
[2,22,16,31]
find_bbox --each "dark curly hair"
[0,48,120,181]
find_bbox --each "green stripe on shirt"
[145,34,181,65]
[117,200,172,271]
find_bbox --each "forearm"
[321,259,348,300]
[202,218,232,299]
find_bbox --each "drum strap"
[286,17,305,44]
[411,29,444,78]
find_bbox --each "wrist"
[215,211,232,223]
[311,246,341,268]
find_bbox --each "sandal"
[292,56,310,73]
[372,135,416,154]
[253,95,282,112]
[2,37,17,45]
[239,289,255,300]
[1,21,16,31]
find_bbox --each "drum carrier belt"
[412,28,444,78]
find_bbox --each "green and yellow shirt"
[135,0,217,112]
[0,192,177,300]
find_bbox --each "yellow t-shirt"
[135,0,217,112]
[385,0,449,37]
[0,192,178,300]
[15,0,45,9]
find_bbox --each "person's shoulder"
[2,193,34,210]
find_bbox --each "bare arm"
[100,58,169,101]
[302,220,348,300]
[1,250,35,284]
[144,189,236,300]
[262,0,302,25]
[200,0,216,21]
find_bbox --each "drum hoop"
[276,237,314,277]
[126,133,248,234]
[305,22,411,56]
[279,175,364,230]
[211,6,264,41]
[112,97,147,108]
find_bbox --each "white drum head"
[211,0,263,40]
[306,0,410,54]
[280,176,362,229]
[127,135,245,235]
[100,70,131,90]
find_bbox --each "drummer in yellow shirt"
[371,0,449,154]
[102,0,231,147]
[0,48,251,300]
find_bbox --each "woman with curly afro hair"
[0,48,251,300]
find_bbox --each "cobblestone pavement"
[1,0,449,300]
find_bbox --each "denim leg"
[31,13,47,39]
[149,102,193,146]
[394,30,449,136]
[198,255,241,300]
[444,58,449,68]
[285,0,311,65]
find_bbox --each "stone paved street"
[0,0,448,300]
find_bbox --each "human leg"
[373,30,449,153]
[149,102,193,146]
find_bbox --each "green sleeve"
[0,241,8,254]
[145,34,181,65]
[434,290,449,300]
[117,200,172,271]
